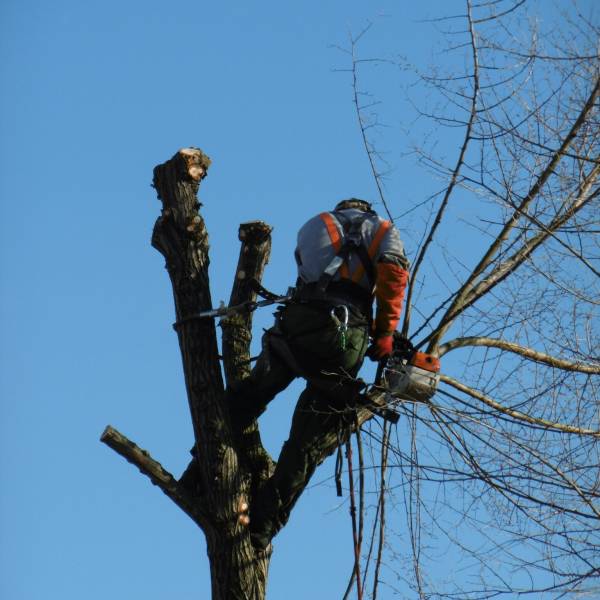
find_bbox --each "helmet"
[334,198,374,213]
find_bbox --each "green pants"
[231,301,370,548]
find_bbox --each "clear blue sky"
[1,1,595,599]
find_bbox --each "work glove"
[366,333,394,361]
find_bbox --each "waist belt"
[294,280,373,317]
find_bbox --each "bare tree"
[102,1,599,599]
[341,1,600,598]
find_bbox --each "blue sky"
[1,1,596,599]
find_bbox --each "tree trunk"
[150,148,271,600]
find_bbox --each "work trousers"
[231,301,370,547]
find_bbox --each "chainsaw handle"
[375,359,386,386]
[392,331,414,359]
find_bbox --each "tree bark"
[150,149,272,600]
[220,222,277,490]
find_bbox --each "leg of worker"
[228,330,296,428]
[248,305,369,547]
[249,382,352,548]
[274,374,366,525]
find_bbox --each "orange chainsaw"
[378,333,440,403]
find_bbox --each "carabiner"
[330,305,349,350]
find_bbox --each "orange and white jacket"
[295,207,409,335]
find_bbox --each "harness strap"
[320,212,350,279]
[334,210,377,286]
[318,212,390,291]
[320,212,341,250]
[335,429,344,497]
[351,219,391,284]
[250,278,283,302]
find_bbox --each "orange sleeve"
[374,262,409,335]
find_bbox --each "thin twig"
[372,420,389,600]
[402,0,481,337]
[346,437,364,600]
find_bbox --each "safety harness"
[317,211,391,294]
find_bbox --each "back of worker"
[295,205,405,290]
[292,199,409,362]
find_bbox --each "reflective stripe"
[319,212,341,251]
[351,220,391,283]
[319,212,349,279]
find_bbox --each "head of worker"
[333,198,375,213]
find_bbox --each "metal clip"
[330,305,349,351]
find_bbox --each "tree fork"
[102,148,271,599]
[220,221,277,488]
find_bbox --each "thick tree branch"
[220,221,276,486]
[438,336,600,373]
[221,221,273,387]
[152,148,229,467]
[150,149,269,600]
[100,425,208,527]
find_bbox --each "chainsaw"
[378,332,440,404]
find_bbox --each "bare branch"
[438,336,600,373]
[439,375,600,436]
[402,0,481,337]
[100,425,207,527]
[349,26,394,222]
[426,77,600,351]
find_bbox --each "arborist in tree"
[229,198,409,550]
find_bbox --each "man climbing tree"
[228,198,409,549]
[102,151,408,599]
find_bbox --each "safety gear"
[294,279,372,316]
[315,210,393,291]
[329,305,349,350]
[366,333,394,360]
[295,208,407,291]
[374,262,409,335]
[234,203,409,551]
[334,197,374,213]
